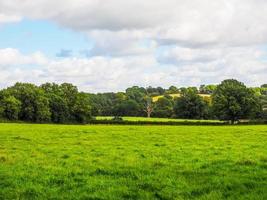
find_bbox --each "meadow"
[1,124,267,199]
[95,116,222,123]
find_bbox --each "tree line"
[0,79,266,124]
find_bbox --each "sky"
[0,0,267,92]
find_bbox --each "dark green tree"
[126,86,146,103]
[73,93,92,123]
[5,83,51,122]
[0,96,21,120]
[113,100,140,116]
[41,83,71,123]
[166,86,179,94]
[174,88,209,119]
[146,86,165,96]
[212,79,261,124]
[152,97,173,118]
[259,95,267,119]
[48,94,69,123]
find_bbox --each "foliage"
[152,96,174,118]
[4,83,51,122]
[199,84,217,94]
[260,95,267,119]
[146,86,165,96]
[72,93,92,123]
[0,80,265,123]
[47,94,69,123]
[0,82,92,123]
[174,88,210,119]
[0,96,21,120]
[212,79,261,123]
[166,85,179,94]
[113,99,141,116]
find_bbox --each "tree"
[212,79,261,124]
[126,86,146,103]
[73,93,92,123]
[261,95,267,110]
[96,93,118,116]
[259,95,267,119]
[126,86,147,116]
[41,82,93,122]
[144,97,154,118]
[48,94,69,123]
[199,84,217,94]
[113,100,140,116]
[0,96,21,120]
[41,83,72,122]
[153,97,173,118]
[174,88,209,119]
[261,84,267,88]
[5,83,51,122]
[59,83,79,120]
[166,86,179,94]
[146,86,165,96]
[157,87,165,95]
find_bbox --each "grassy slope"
[152,93,211,102]
[1,124,267,199]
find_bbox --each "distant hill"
[152,93,212,102]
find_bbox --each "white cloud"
[0,1,267,90]
[88,30,157,57]
[0,48,48,66]
[0,14,21,24]
[0,48,266,92]
[2,0,267,46]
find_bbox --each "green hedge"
[88,119,227,126]
[0,118,266,126]
[88,119,267,126]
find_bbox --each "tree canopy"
[0,79,266,124]
[212,79,261,123]
[174,88,209,119]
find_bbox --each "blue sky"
[0,0,266,92]
[0,19,92,58]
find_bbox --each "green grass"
[1,124,267,199]
[96,116,223,123]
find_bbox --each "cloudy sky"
[0,0,267,92]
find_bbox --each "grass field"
[96,116,223,123]
[1,124,267,199]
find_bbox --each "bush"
[112,116,123,121]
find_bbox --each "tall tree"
[73,93,92,123]
[48,94,69,123]
[5,83,51,122]
[212,79,261,123]
[144,96,154,118]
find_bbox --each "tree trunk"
[147,111,151,118]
